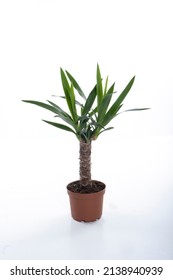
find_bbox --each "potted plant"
[22,64,149,222]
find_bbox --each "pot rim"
[67,180,106,199]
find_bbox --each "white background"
[0,0,173,260]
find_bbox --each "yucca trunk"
[79,140,91,186]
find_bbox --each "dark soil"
[67,180,105,194]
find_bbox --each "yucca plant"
[22,64,149,192]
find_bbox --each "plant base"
[67,180,106,222]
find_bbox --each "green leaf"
[107,82,115,95]
[53,112,77,129]
[88,106,98,118]
[47,100,77,129]
[101,76,135,127]
[22,100,59,114]
[91,125,114,139]
[80,131,89,142]
[65,70,86,100]
[47,100,71,118]
[103,76,109,96]
[59,96,83,107]
[97,83,115,122]
[113,76,135,106]
[98,127,114,136]
[121,108,150,113]
[100,104,123,128]
[82,85,97,116]
[78,115,89,130]
[60,68,76,120]
[75,100,83,108]
[96,64,103,106]
[70,83,78,121]
[42,120,76,134]
[90,120,105,129]
[97,93,113,122]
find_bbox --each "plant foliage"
[22,64,149,142]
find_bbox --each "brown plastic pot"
[67,180,106,222]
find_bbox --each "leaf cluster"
[22,65,149,142]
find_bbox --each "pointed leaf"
[97,92,113,122]
[96,64,103,106]
[107,82,115,95]
[54,113,77,129]
[122,108,150,113]
[100,104,123,128]
[113,76,135,107]
[82,85,97,116]
[116,107,150,116]
[22,100,59,114]
[70,83,77,121]
[42,120,76,134]
[60,68,76,120]
[47,100,77,128]
[47,100,71,118]
[98,127,114,136]
[104,76,109,96]
[65,70,86,100]
[75,100,84,108]
[58,96,83,107]
[101,76,135,127]
[88,106,98,118]
[97,82,116,122]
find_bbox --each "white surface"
[0,0,173,260]
[0,136,173,260]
